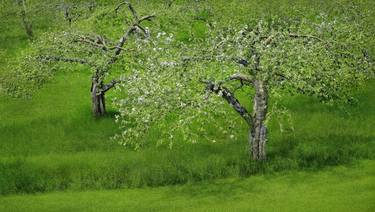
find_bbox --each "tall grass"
[1,160,374,212]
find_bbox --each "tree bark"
[18,0,33,39]
[63,4,72,27]
[91,80,106,117]
[249,80,268,160]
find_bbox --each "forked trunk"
[249,80,268,160]
[91,81,106,117]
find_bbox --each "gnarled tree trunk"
[91,80,106,117]
[249,80,268,160]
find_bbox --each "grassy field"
[1,68,374,195]
[0,0,374,210]
[1,160,374,212]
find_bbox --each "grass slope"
[1,160,374,212]
[0,0,374,198]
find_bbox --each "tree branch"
[102,79,120,93]
[229,73,254,84]
[113,1,156,26]
[114,2,127,13]
[134,24,149,37]
[74,34,128,52]
[75,36,109,51]
[182,55,249,67]
[37,55,92,66]
[112,2,155,57]
[109,13,155,63]
[287,33,324,42]
[112,26,136,60]
[203,80,253,126]
[114,1,139,20]
[103,1,156,70]
[138,14,155,23]
[261,33,325,45]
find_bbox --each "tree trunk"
[18,0,33,39]
[249,80,268,160]
[63,4,72,27]
[91,80,106,117]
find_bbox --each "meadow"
[0,0,374,211]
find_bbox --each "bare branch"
[229,73,254,84]
[112,26,136,59]
[134,24,149,37]
[138,14,155,23]
[203,80,253,126]
[102,1,156,70]
[102,79,120,93]
[110,3,155,61]
[114,1,140,20]
[75,36,109,51]
[74,34,130,52]
[114,2,127,13]
[125,1,139,20]
[109,15,155,63]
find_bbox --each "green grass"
[0,69,374,195]
[0,0,374,206]
[1,160,374,212]
[0,71,119,156]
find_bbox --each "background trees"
[38,2,155,116]
[7,1,156,116]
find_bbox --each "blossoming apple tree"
[25,1,155,116]
[114,14,373,160]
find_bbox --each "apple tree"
[114,14,373,160]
